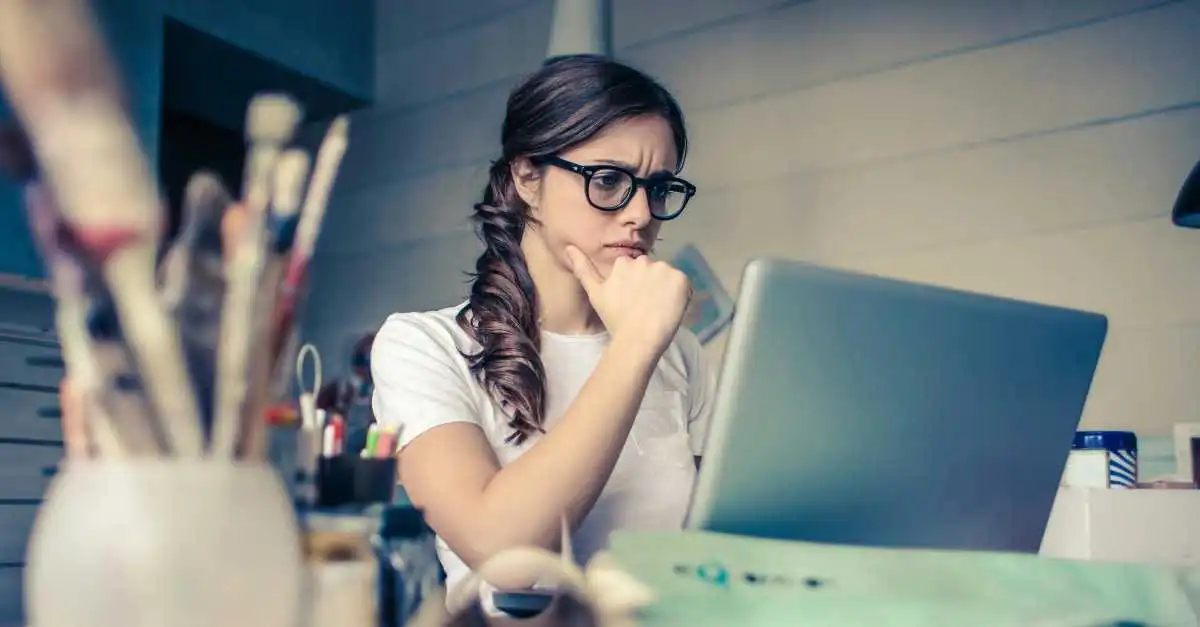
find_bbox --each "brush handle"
[237,256,288,460]
[161,173,232,437]
[0,0,205,457]
[26,182,167,458]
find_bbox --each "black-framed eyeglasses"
[534,155,697,221]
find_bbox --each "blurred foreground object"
[0,2,348,626]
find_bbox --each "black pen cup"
[316,455,397,508]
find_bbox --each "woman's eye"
[594,173,622,188]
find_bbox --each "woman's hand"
[565,245,691,358]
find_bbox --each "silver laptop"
[685,258,1108,553]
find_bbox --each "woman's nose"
[619,187,653,227]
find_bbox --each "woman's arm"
[394,332,659,569]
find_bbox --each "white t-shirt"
[370,303,716,596]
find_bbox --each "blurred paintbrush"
[0,0,204,457]
[1,126,161,457]
[158,172,235,439]
[237,148,310,459]
[210,94,303,459]
[267,115,349,398]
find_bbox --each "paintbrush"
[23,189,126,457]
[0,0,204,457]
[242,94,303,218]
[159,172,234,438]
[80,291,167,456]
[1,123,158,458]
[236,148,310,459]
[210,95,303,459]
[21,172,163,457]
[267,116,349,394]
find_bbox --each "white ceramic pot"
[24,460,304,627]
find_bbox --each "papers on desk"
[603,530,1200,627]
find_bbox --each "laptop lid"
[686,258,1108,553]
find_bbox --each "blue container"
[1071,430,1138,489]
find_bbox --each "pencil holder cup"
[316,455,397,508]
[24,460,305,627]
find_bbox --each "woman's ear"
[510,157,542,209]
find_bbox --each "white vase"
[23,460,305,627]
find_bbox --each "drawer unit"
[0,337,61,389]
[0,443,61,502]
[0,504,39,566]
[0,386,61,443]
[0,566,21,627]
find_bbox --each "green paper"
[605,530,1200,626]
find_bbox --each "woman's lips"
[604,244,647,258]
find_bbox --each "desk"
[1040,486,1200,567]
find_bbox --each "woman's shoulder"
[373,302,479,361]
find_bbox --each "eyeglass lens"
[587,168,689,218]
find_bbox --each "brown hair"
[456,54,688,444]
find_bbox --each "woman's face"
[515,114,680,277]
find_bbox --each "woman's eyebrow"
[593,158,673,178]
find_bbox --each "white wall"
[305,0,1200,437]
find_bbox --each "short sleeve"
[370,314,483,452]
[677,330,717,456]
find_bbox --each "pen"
[330,413,345,456]
[321,422,339,458]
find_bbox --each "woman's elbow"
[447,523,562,571]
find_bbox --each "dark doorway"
[155,17,367,241]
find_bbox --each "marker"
[374,426,398,459]
[322,424,336,458]
[329,413,345,456]
[362,423,379,459]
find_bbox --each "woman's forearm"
[463,334,660,564]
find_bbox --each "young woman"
[371,54,715,597]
